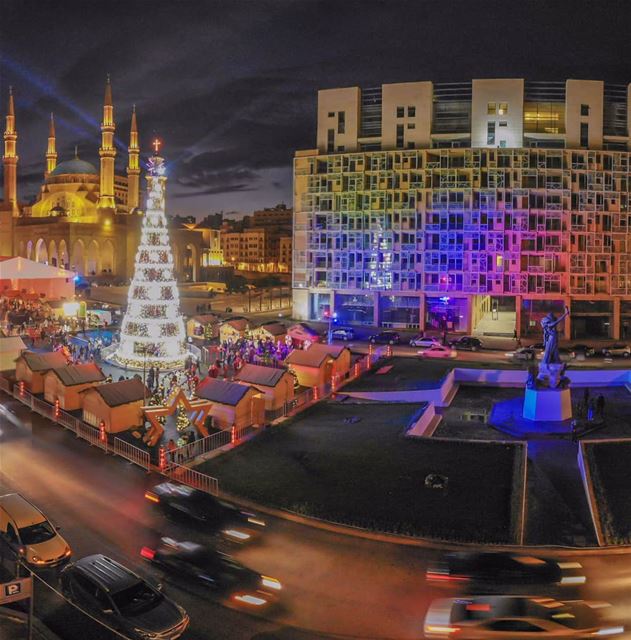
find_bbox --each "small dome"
[50,157,98,177]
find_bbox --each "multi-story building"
[278,235,292,273]
[251,203,293,228]
[293,78,631,339]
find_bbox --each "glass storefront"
[426,296,468,331]
[380,295,420,329]
[520,299,565,337]
[570,300,612,339]
[309,292,331,320]
[335,293,375,325]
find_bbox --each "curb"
[220,489,631,556]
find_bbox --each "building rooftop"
[196,377,252,405]
[20,350,68,371]
[86,378,148,407]
[285,343,347,368]
[257,321,286,336]
[49,157,98,177]
[235,363,287,388]
[49,363,106,386]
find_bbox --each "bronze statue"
[541,306,570,365]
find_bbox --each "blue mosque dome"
[50,157,98,176]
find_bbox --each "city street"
[2,392,631,639]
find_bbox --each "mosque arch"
[58,240,69,269]
[35,238,48,264]
[86,240,100,275]
[26,240,33,260]
[102,239,115,274]
[49,240,58,267]
[184,243,198,282]
[71,239,86,275]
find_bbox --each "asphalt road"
[2,392,631,640]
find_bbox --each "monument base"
[523,387,572,422]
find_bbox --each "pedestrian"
[570,419,578,443]
[596,394,605,417]
[167,438,177,463]
[583,387,590,407]
[513,327,518,342]
[587,398,595,421]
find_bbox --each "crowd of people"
[206,335,294,379]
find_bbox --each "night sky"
[1,0,630,218]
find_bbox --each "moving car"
[409,335,441,348]
[508,347,536,361]
[423,595,622,640]
[426,552,586,589]
[449,337,483,352]
[368,330,400,345]
[330,326,355,341]
[141,537,281,608]
[61,554,189,640]
[602,343,631,358]
[418,345,457,359]
[145,482,266,543]
[0,493,72,568]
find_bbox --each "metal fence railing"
[167,463,219,496]
[112,437,151,471]
[76,421,107,451]
[168,429,232,464]
[32,397,55,420]
[57,411,80,434]
[0,376,11,394]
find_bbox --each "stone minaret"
[98,75,116,209]
[3,87,18,212]
[126,105,140,210]
[45,113,57,178]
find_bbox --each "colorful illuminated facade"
[293,79,631,338]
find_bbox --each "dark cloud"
[2,0,631,215]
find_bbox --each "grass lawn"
[343,356,523,392]
[586,441,631,544]
[199,401,523,543]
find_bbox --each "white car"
[424,595,622,640]
[418,345,457,359]
[410,335,441,348]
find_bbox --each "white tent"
[0,257,76,300]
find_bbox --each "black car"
[141,537,281,608]
[368,330,400,345]
[572,344,596,358]
[449,336,483,351]
[426,552,585,590]
[145,482,266,542]
[60,554,189,640]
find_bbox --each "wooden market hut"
[15,350,68,393]
[218,317,250,343]
[81,378,149,433]
[286,322,321,347]
[284,343,351,388]
[234,363,295,411]
[43,363,106,410]
[250,321,287,344]
[195,377,265,429]
[0,336,27,373]
[186,314,220,340]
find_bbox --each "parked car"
[537,347,575,361]
[426,552,586,589]
[141,537,282,608]
[0,493,72,568]
[423,595,622,640]
[368,330,400,345]
[145,482,266,543]
[571,344,596,358]
[449,337,483,352]
[61,554,189,640]
[409,335,441,348]
[330,326,355,341]
[418,345,457,359]
[602,343,631,358]
[508,347,536,361]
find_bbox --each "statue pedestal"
[523,387,572,422]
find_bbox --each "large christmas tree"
[112,143,187,370]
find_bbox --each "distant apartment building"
[278,235,292,273]
[250,203,293,228]
[293,78,631,339]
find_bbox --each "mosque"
[0,79,204,280]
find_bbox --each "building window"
[327,129,335,153]
[487,102,496,115]
[328,111,335,117]
[407,142,415,149]
[487,121,496,145]
[499,121,507,127]
[407,123,416,129]
[499,140,507,148]
[396,106,405,118]
[580,122,589,147]
[337,145,345,152]
[396,124,404,148]
[581,104,590,116]
[498,102,508,115]
[337,111,345,134]
[407,106,416,117]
